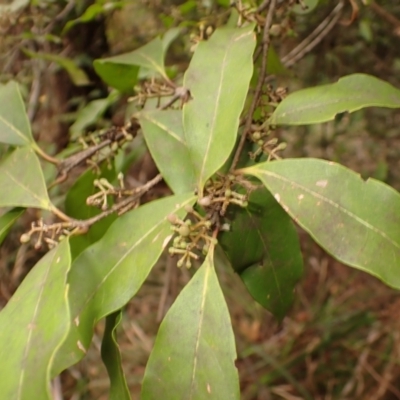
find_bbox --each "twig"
[230,0,277,172]
[281,1,344,67]
[370,1,400,30]
[43,0,76,34]
[27,60,42,122]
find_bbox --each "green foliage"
[0,240,71,400]
[220,188,303,319]
[139,109,196,193]
[101,311,130,400]
[94,37,169,92]
[0,208,24,246]
[142,250,240,400]
[183,25,256,193]
[2,5,400,399]
[0,81,34,146]
[270,74,400,125]
[241,159,400,289]
[0,147,51,209]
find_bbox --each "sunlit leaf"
[142,250,239,400]
[94,37,167,92]
[23,49,90,86]
[0,147,52,209]
[183,25,256,194]
[0,81,34,146]
[0,240,71,399]
[0,208,24,246]
[219,188,303,319]
[270,74,400,126]
[101,311,130,400]
[241,159,400,288]
[139,109,196,194]
[52,193,196,375]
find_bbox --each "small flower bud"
[20,233,31,243]
[198,196,212,207]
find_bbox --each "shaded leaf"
[270,74,400,126]
[142,250,239,400]
[0,81,34,146]
[219,188,303,319]
[69,91,120,138]
[23,49,90,86]
[101,311,130,400]
[241,159,400,288]
[0,147,52,209]
[94,37,167,92]
[0,240,71,399]
[292,0,319,14]
[52,193,196,375]
[62,3,122,35]
[0,208,25,246]
[65,165,117,259]
[162,27,181,53]
[183,25,256,193]
[139,109,196,194]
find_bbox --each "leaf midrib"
[256,169,400,250]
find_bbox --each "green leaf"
[65,164,117,259]
[0,208,25,246]
[292,0,319,14]
[219,188,303,319]
[161,27,181,53]
[142,250,239,400]
[23,49,90,86]
[94,37,167,92]
[241,159,400,289]
[270,74,400,126]
[69,91,120,138]
[52,192,196,375]
[183,25,256,194]
[101,311,130,400]
[0,81,34,146]
[62,3,121,35]
[0,147,52,209]
[0,240,71,399]
[139,109,196,194]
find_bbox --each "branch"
[230,0,277,172]
[281,1,345,67]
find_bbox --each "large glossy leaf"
[0,240,71,399]
[183,25,256,194]
[142,250,239,400]
[270,74,400,126]
[0,147,52,209]
[0,81,34,146]
[0,208,24,246]
[52,193,195,375]
[219,188,303,319]
[65,165,117,259]
[139,109,196,194]
[94,37,167,92]
[241,159,400,288]
[101,311,130,400]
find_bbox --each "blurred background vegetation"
[1,0,400,399]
